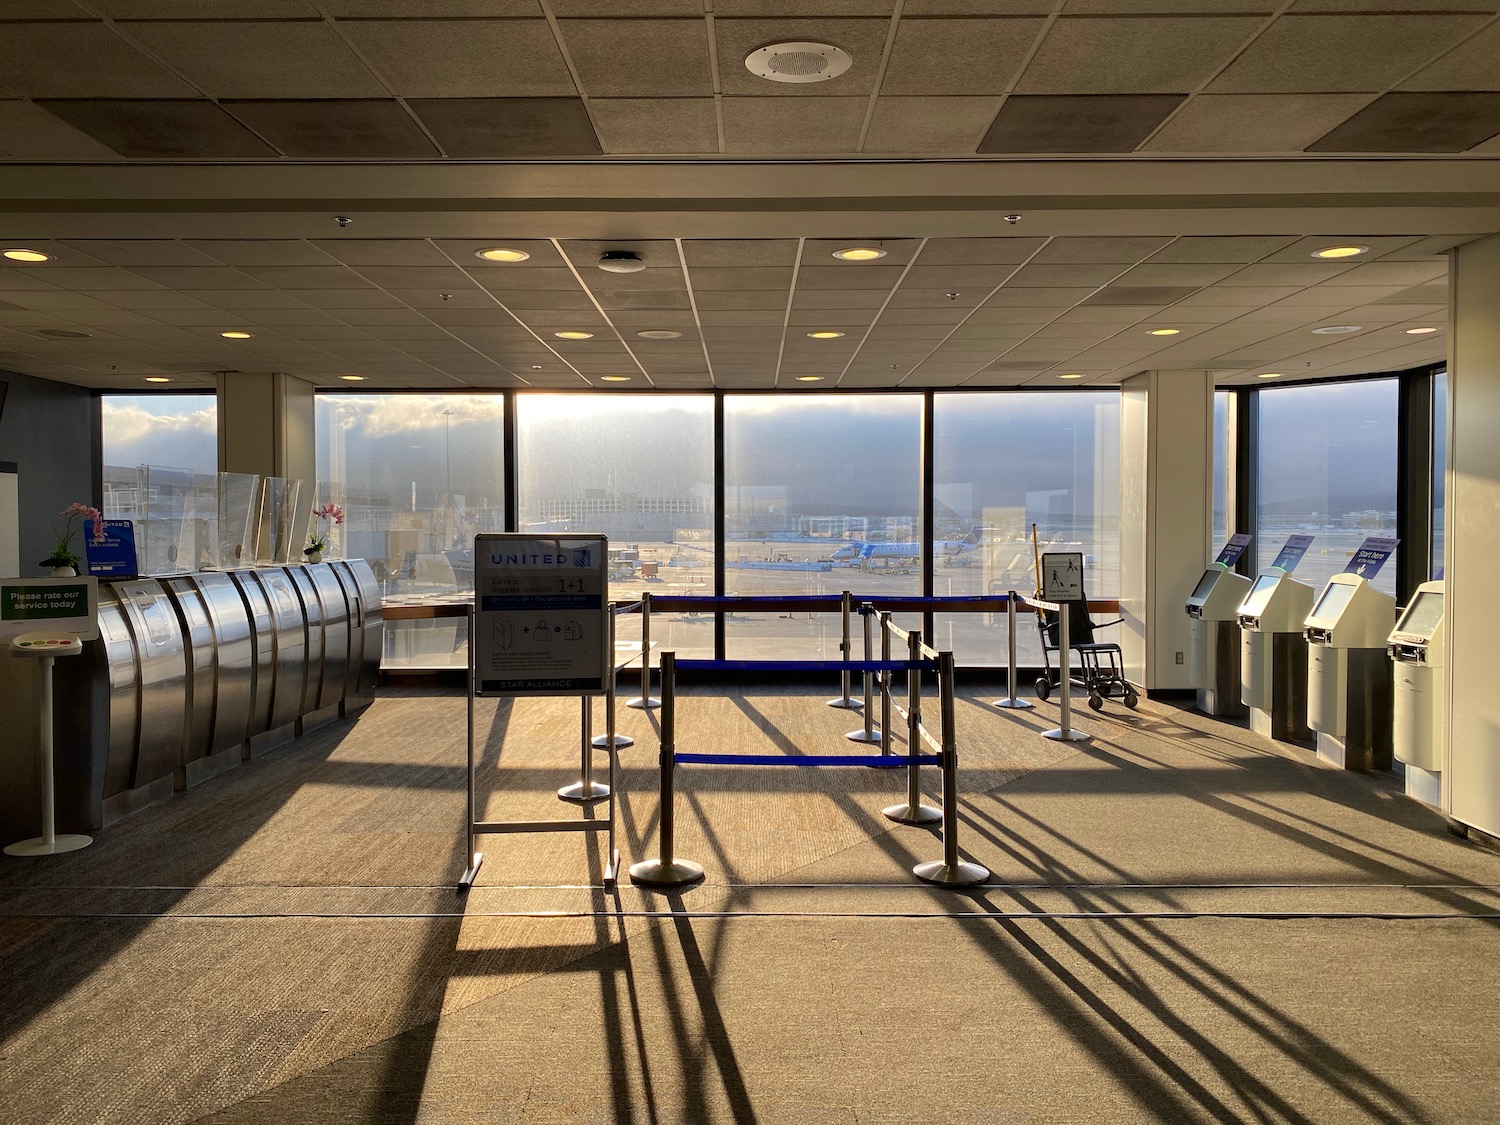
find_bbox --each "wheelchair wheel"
[1034,676,1051,702]
[1087,691,1104,711]
[1124,689,1140,710]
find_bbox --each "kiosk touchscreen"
[1235,570,1314,741]
[1304,573,1396,769]
[1389,581,1445,783]
[1185,562,1251,716]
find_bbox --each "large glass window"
[1255,378,1399,596]
[317,394,507,668]
[724,394,921,658]
[517,394,714,660]
[933,391,1121,666]
[1212,390,1232,557]
[1432,371,1447,580]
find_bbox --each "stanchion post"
[629,652,704,888]
[627,592,659,710]
[459,605,481,888]
[1043,602,1090,743]
[828,590,860,710]
[560,694,611,802]
[880,611,893,757]
[593,608,634,749]
[884,628,941,826]
[994,590,1034,711]
[846,603,881,743]
[914,651,990,886]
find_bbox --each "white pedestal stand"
[5,632,92,857]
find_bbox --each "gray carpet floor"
[2,681,1498,1125]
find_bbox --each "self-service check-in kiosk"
[1389,581,1444,807]
[1237,569,1315,744]
[1304,573,1395,770]
[1186,562,1251,716]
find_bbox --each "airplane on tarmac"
[828,526,984,564]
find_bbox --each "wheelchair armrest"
[1095,617,1125,630]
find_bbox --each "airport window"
[932,391,1121,666]
[316,393,507,669]
[1432,370,1447,579]
[723,394,922,659]
[516,394,715,661]
[1212,391,1232,557]
[1255,378,1400,597]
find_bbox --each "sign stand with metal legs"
[1031,594,1089,744]
[5,632,92,857]
[993,591,1035,711]
[827,590,861,710]
[846,602,882,743]
[627,652,704,888]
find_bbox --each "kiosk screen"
[1240,574,1280,618]
[1398,590,1444,637]
[1190,570,1218,600]
[1311,580,1357,623]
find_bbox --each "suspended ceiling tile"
[786,309,879,325]
[1109,262,1239,287]
[797,264,905,290]
[1032,236,1176,265]
[697,290,797,311]
[406,98,601,157]
[1260,236,1422,262]
[682,240,797,268]
[344,266,479,291]
[36,99,278,157]
[590,98,719,154]
[1145,93,1377,151]
[1018,16,1261,94]
[1371,283,1447,305]
[1145,235,1298,263]
[881,19,1045,96]
[338,20,576,98]
[0,100,123,160]
[289,289,406,309]
[185,241,334,266]
[0,24,196,98]
[222,100,440,158]
[981,93,1185,151]
[916,238,1046,265]
[1206,14,1489,93]
[124,21,390,98]
[875,306,972,325]
[721,96,866,153]
[94,0,318,13]
[1307,92,1500,152]
[715,20,890,97]
[559,20,712,96]
[1220,262,1355,286]
[1007,263,1121,287]
[864,96,1002,152]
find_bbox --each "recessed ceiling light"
[554,331,594,340]
[796,375,825,382]
[144,376,171,383]
[1147,328,1180,336]
[807,330,845,339]
[832,246,886,262]
[38,328,91,338]
[1404,326,1439,334]
[474,247,529,263]
[745,41,853,84]
[220,330,253,339]
[1057,373,1085,380]
[600,374,631,382]
[3,248,51,263]
[339,374,366,381]
[1257,372,1283,379]
[1311,325,1361,335]
[1311,245,1369,259]
[637,329,682,339]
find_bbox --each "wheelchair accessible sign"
[472,533,608,697]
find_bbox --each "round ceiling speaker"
[598,251,646,274]
[745,41,852,84]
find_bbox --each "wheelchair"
[1033,598,1139,711]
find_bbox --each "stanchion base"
[884,802,942,826]
[846,729,882,743]
[626,697,661,710]
[5,834,92,857]
[558,781,611,802]
[914,859,990,886]
[591,734,635,749]
[827,698,863,710]
[1043,727,1091,742]
[628,857,705,888]
[994,699,1035,710]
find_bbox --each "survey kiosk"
[1389,581,1445,807]
[1304,554,1396,771]
[1236,539,1317,744]
[1185,537,1252,717]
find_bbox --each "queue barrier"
[628,648,991,890]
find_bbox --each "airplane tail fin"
[962,526,981,546]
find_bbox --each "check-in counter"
[0,561,383,839]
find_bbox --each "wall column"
[1446,232,1500,838]
[216,371,315,484]
[1119,369,1215,692]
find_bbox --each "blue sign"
[1214,533,1252,566]
[1271,534,1315,573]
[1344,536,1399,579]
[83,519,139,579]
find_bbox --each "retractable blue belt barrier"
[674,658,931,674]
[675,752,940,768]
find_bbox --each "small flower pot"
[304,551,322,564]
